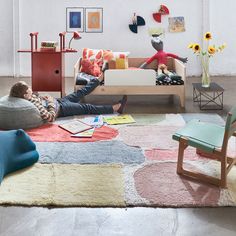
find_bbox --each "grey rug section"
[181,113,225,126]
[36,140,145,164]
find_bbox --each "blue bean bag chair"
[0,129,39,183]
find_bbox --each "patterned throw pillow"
[103,50,114,62]
[82,48,104,67]
[80,59,102,77]
[80,48,130,72]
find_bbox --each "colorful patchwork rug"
[0,113,236,207]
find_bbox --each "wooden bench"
[74,57,186,108]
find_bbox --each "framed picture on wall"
[168,16,185,33]
[66,7,84,32]
[85,8,103,33]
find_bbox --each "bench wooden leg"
[179,94,185,108]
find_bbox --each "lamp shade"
[68,31,82,49]
[73,31,81,40]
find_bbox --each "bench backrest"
[108,57,175,70]
[127,57,174,70]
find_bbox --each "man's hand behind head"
[44,95,54,103]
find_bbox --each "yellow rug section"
[0,164,125,207]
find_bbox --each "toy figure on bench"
[140,34,187,85]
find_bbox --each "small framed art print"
[168,16,185,33]
[66,7,84,32]
[85,8,103,33]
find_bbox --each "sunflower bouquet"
[188,32,226,87]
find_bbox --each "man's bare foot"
[112,95,127,114]
[112,103,121,112]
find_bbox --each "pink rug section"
[134,163,221,207]
[27,124,118,142]
[119,125,180,149]
[145,147,206,161]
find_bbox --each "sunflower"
[204,32,212,40]
[208,46,216,55]
[221,43,226,50]
[193,44,201,53]
[188,43,194,49]
[218,43,226,51]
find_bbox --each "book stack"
[40,41,58,51]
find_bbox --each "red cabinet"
[18,32,76,97]
[32,51,65,95]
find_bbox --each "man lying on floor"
[9,77,127,122]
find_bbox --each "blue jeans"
[57,78,113,117]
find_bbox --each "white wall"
[1,0,235,77]
[0,0,13,76]
[209,0,236,76]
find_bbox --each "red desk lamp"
[68,31,81,49]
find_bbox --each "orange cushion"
[113,52,130,69]
[80,59,102,77]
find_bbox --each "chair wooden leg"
[177,138,188,174]
[220,155,227,188]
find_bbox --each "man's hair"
[9,81,29,98]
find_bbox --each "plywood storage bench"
[74,57,186,108]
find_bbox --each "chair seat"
[173,119,225,153]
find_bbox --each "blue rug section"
[181,113,225,126]
[36,140,145,164]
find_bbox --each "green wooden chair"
[173,107,236,188]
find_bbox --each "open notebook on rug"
[103,115,136,125]
[79,115,104,128]
[59,119,92,134]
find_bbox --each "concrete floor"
[0,76,236,236]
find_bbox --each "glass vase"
[201,68,210,88]
[201,57,210,88]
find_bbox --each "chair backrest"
[221,107,236,154]
[225,106,236,136]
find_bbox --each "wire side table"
[192,82,224,110]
